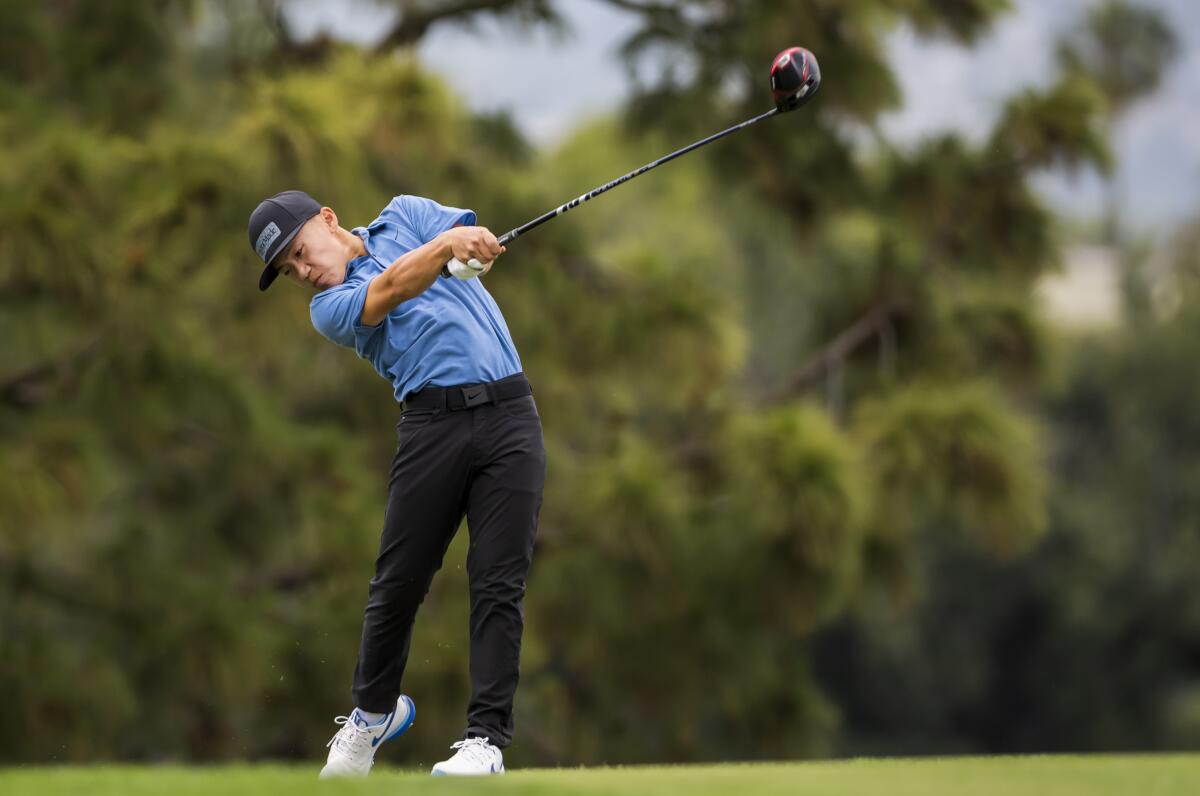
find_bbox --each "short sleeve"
[309,280,382,353]
[399,195,477,244]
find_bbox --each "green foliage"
[855,382,1046,555]
[0,1,198,131]
[991,74,1113,175]
[724,405,866,633]
[814,224,1200,757]
[1056,0,1181,118]
[0,36,511,762]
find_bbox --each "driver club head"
[770,47,821,112]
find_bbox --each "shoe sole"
[430,764,504,776]
[381,695,416,744]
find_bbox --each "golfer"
[247,190,545,777]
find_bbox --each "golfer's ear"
[322,206,338,229]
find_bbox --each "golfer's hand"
[443,226,505,269]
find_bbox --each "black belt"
[401,372,532,412]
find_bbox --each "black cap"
[247,190,322,291]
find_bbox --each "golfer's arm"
[360,234,453,326]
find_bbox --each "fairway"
[2,755,1196,796]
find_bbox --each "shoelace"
[448,736,494,766]
[327,715,375,757]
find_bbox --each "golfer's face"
[275,214,347,292]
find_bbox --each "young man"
[246,190,546,777]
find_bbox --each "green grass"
[2,755,1197,795]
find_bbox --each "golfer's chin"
[313,274,345,291]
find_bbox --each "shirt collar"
[347,226,375,276]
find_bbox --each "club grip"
[441,257,486,279]
[439,232,516,277]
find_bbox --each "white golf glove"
[444,257,490,280]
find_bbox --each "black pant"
[352,373,545,749]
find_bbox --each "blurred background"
[2,0,1199,769]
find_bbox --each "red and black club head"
[770,47,821,112]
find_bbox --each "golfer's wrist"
[436,231,463,277]
[427,230,443,258]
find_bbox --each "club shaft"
[497,106,780,246]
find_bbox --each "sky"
[286,0,1200,230]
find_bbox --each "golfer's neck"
[339,227,368,260]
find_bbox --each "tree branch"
[374,0,557,52]
[764,298,907,405]
[599,0,682,18]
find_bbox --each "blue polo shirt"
[309,195,523,403]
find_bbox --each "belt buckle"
[461,385,491,409]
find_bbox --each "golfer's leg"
[352,410,472,713]
[463,399,546,747]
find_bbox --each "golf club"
[445,46,821,276]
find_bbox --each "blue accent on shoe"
[369,711,396,747]
[352,708,391,727]
[380,695,416,745]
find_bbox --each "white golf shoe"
[318,695,415,779]
[430,736,505,776]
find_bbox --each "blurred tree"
[373,0,563,50]
[0,0,201,131]
[812,221,1200,754]
[803,0,1191,757]
[0,4,542,761]
[1056,0,1180,120]
[1055,0,1180,315]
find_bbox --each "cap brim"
[257,222,307,291]
[259,263,280,291]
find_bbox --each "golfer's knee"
[367,570,432,606]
